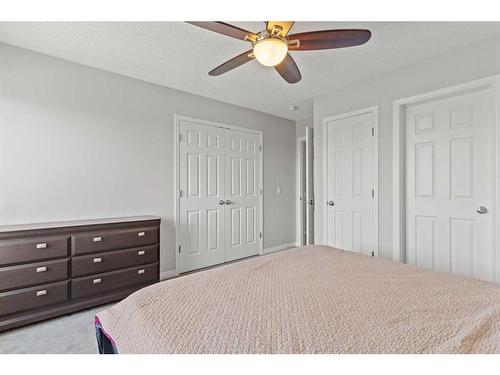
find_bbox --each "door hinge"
[259,232,262,238]
[178,245,181,254]
[179,190,183,198]
[371,127,374,136]
[179,133,182,142]
[371,251,374,257]
[260,188,263,195]
[259,145,262,152]
[371,189,374,198]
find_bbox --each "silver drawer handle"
[93,236,102,242]
[36,243,47,249]
[93,278,102,284]
[137,250,145,256]
[138,269,145,275]
[36,290,47,297]
[93,257,102,263]
[138,231,145,237]
[36,266,47,273]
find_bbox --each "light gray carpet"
[0,304,113,354]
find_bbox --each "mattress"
[95,245,500,353]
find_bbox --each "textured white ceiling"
[0,22,499,120]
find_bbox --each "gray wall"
[313,37,500,260]
[0,43,296,274]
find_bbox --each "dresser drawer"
[0,280,69,317]
[71,263,158,300]
[0,258,69,292]
[0,236,69,266]
[71,245,158,277]
[72,227,158,255]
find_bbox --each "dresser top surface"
[0,216,161,234]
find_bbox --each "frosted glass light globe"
[253,37,288,67]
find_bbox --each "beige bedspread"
[95,245,500,353]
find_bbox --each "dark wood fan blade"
[288,29,371,51]
[275,53,301,84]
[265,21,295,37]
[187,22,258,42]
[209,50,254,76]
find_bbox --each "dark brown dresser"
[0,216,160,332]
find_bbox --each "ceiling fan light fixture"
[253,37,288,67]
[188,21,372,84]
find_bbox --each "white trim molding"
[392,75,500,284]
[322,106,379,256]
[173,114,264,275]
[296,136,306,246]
[263,242,297,255]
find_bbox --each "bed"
[94,245,500,354]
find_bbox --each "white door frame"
[174,114,264,275]
[296,136,306,246]
[392,75,500,283]
[322,106,379,255]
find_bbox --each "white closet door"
[305,126,315,244]
[325,112,375,255]
[406,89,495,281]
[224,129,260,262]
[178,120,226,273]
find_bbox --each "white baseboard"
[160,270,177,281]
[262,242,297,255]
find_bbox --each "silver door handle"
[225,200,232,205]
[309,200,315,205]
[219,200,225,205]
[327,201,334,206]
[476,206,488,214]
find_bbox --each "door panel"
[406,89,494,281]
[224,129,260,262]
[207,155,220,197]
[325,112,375,256]
[206,209,220,251]
[246,207,256,243]
[179,120,225,272]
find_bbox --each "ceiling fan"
[187,21,371,84]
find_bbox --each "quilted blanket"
[95,245,500,353]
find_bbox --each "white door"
[178,120,226,272]
[305,127,315,244]
[178,119,261,273]
[224,129,261,262]
[406,89,495,281]
[325,112,376,256]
